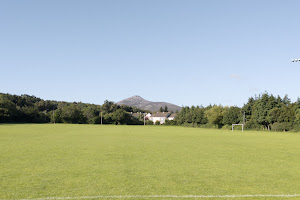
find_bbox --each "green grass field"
[0,124,300,200]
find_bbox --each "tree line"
[1,92,300,131]
[169,93,300,132]
[0,93,148,125]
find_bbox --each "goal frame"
[232,124,244,132]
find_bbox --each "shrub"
[88,116,100,124]
[271,122,292,132]
[244,119,261,130]
[164,119,177,126]
[183,122,194,127]
[198,123,218,129]
[222,124,232,130]
[155,121,161,125]
[291,123,300,132]
[145,120,154,125]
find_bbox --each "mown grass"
[0,124,300,200]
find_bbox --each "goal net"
[232,124,244,132]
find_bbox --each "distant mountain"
[117,95,182,112]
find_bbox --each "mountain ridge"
[117,95,182,112]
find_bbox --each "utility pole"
[101,112,103,125]
[243,112,245,124]
[53,110,55,124]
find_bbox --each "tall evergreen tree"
[164,106,168,112]
[159,106,164,112]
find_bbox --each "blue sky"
[1,0,300,107]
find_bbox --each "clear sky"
[1,0,300,107]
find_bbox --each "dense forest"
[1,92,300,132]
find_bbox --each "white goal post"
[232,124,244,132]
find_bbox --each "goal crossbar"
[232,124,244,132]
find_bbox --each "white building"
[145,113,152,119]
[149,112,171,124]
[131,112,176,124]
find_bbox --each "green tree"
[295,108,300,123]
[205,105,225,128]
[252,93,277,129]
[111,109,127,125]
[223,106,241,125]
[82,105,100,124]
[61,104,87,124]
[164,106,168,112]
[159,106,164,112]
[102,100,117,113]
[0,97,18,122]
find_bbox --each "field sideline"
[0,124,300,200]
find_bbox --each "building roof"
[150,112,171,118]
[168,113,177,118]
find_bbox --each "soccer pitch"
[0,124,300,200]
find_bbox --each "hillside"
[117,95,182,112]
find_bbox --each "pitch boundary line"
[3,194,300,200]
